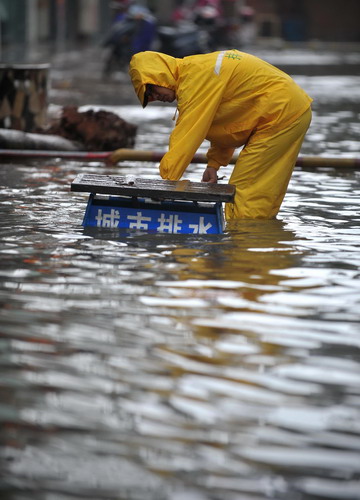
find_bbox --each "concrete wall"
[304,0,360,42]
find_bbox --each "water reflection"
[1,67,360,500]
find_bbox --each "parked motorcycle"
[157,0,221,59]
[157,24,210,58]
[102,1,215,75]
[193,2,222,50]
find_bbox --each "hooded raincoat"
[129,50,313,219]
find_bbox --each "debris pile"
[47,106,137,151]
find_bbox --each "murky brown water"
[1,54,360,500]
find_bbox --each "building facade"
[0,0,359,62]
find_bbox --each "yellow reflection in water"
[172,219,302,286]
[158,219,307,364]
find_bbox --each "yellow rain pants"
[225,107,312,220]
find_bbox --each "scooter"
[157,24,210,58]
[193,4,222,50]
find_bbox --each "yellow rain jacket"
[129,50,312,218]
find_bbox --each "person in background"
[110,0,130,22]
[128,4,157,54]
[129,49,312,220]
[103,0,156,74]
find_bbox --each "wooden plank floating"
[0,148,108,159]
[71,173,236,203]
[0,130,80,151]
[71,174,235,234]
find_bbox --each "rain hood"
[129,51,179,108]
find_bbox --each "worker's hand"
[202,166,218,184]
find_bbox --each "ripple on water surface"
[1,79,360,500]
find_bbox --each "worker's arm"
[159,69,227,180]
[206,144,236,171]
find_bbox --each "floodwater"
[1,51,360,500]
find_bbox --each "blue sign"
[82,194,224,234]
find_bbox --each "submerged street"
[0,44,360,500]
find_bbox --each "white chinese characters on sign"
[157,213,183,233]
[127,211,152,229]
[95,208,120,227]
[189,217,213,234]
[94,209,214,233]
